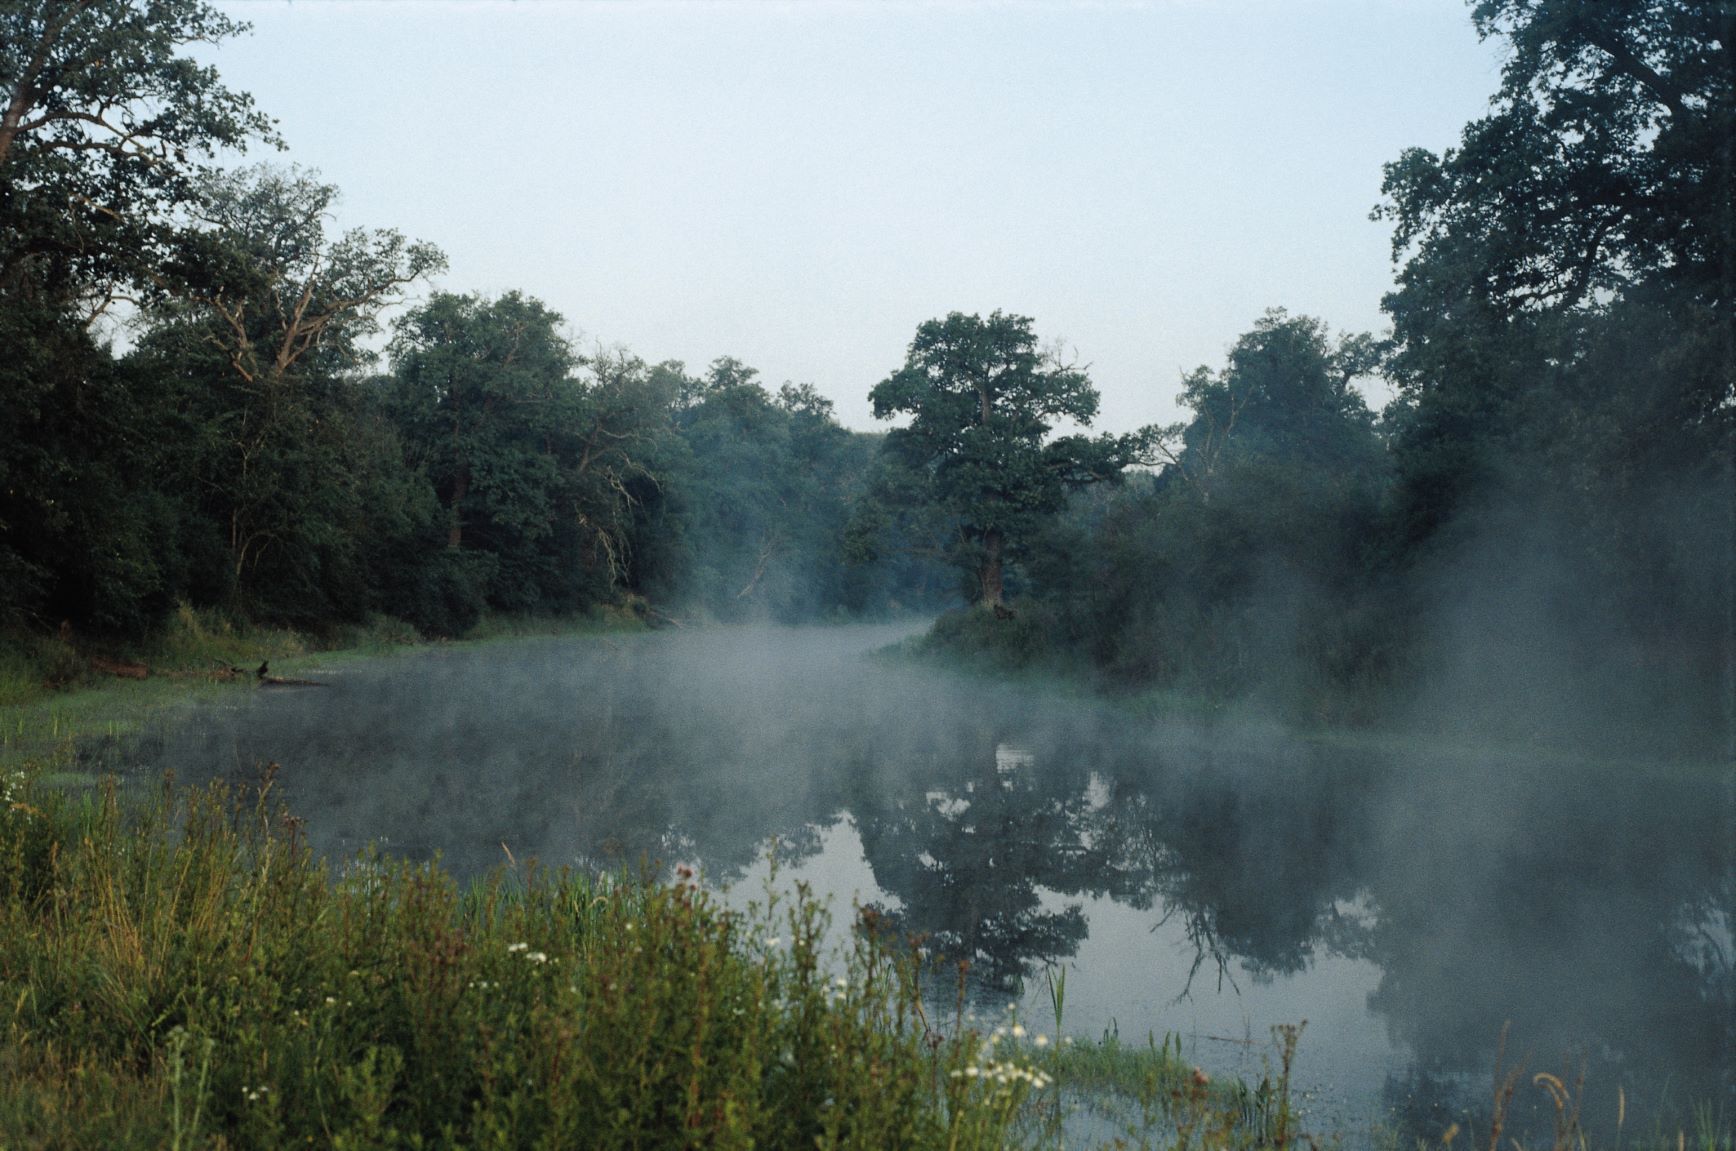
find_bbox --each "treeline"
[909,2,1733,752]
[5,258,946,636]
[0,6,943,642]
[5,0,1733,750]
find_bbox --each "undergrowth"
[1,758,1727,1150]
[0,762,1296,1150]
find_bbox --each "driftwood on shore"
[253,661,326,688]
[88,656,149,680]
[197,661,328,687]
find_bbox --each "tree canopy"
[869,311,1150,608]
[0,0,277,312]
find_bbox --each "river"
[120,623,1734,1144]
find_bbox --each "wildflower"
[525,951,548,964]
[765,937,782,948]
[324,996,337,1006]
[1011,1024,1026,1039]
[1034,1034,1049,1048]
[507,942,529,953]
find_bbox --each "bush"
[920,603,1061,672]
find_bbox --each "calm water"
[123,625,1734,1143]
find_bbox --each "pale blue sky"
[209,0,1502,430]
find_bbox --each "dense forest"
[3,0,1732,751]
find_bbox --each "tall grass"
[0,763,1275,1150]
[6,760,1723,1149]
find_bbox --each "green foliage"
[867,311,1153,608]
[0,771,1137,1151]
[0,0,279,307]
[1376,1,1734,319]
[384,294,709,625]
[919,604,1065,674]
[662,359,895,621]
[1363,1,1734,743]
[140,166,446,625]
[1002,312,1392,721]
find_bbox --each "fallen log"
[643,607,685,629]
[259,675,327,688]
[89,656,149,680]
[254,660,326,688]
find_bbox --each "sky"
[204,0,1504,432]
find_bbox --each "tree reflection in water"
[134,629,1734,1138]
[851,739,1134,988]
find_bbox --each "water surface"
[128,625,1734,1143]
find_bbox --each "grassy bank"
[0,603,649,773]
[0,761,1293,1150]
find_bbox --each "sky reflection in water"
[130,625,1734,1144]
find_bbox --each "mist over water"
[124,624,1732,1144]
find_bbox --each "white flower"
[1011,1024,1026,1039]
[507,942,529,953]
[1034,1034,1049,1048]
[525,951,548,964]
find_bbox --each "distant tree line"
[0,0,944,640]
[4,0,1731,750]
[856,1,1734,750]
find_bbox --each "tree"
[1,0,277,314]
[568,349,683,597]
[1371,0,1735,728]
[141,165,443,615]
[671,358,803,616]
[1025,311,1391,707]
[0,0,278,629]
[387,291,577,556]
[1375,0,1734,452]
[387,295,687,619]
[1377,1,1733,323]
[1172,312,1381,480]
[868,311,1150,608]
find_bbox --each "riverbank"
[0,762,1286,1150]
[0,604,650,772]
[6,631,1729,1151]
[896,605,1732,777]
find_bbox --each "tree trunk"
[448,461,469,548]
[978,528,1005,608]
